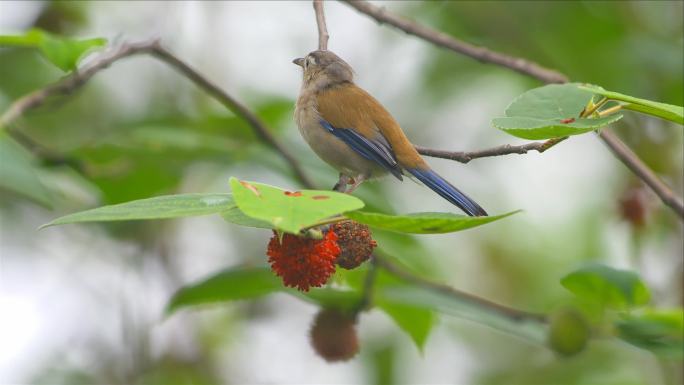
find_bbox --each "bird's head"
[293,50,354,88]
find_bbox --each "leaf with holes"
[492,83,623,139]
[229,177,364,234]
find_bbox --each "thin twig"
[375,255,547,323]
[313,0,329,50]
[343,0,568,84]
[355,256,378,313]
[415,137,567,164]
[1,40,316,189]
[1,40,156,129]
[598,129,684,218]
[345,0,683,219]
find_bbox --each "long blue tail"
[407,168,488,217]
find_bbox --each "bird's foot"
[333,174,351,192]
[345,175,366,193]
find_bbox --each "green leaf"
[492,83,623,139]
[0,29,106,71]
[0,134,52,206]
[167,266,282,314]
[295,288,362,311]
[560,264,650,310]
[345,210,520,234]
[220,206,273,229]
[166,265,362,314]
[579,84,683,125]
[615,309,683,358]
[42,193,235,228]
[377,299,436,351]
[375,284,547,344]
[229,177,364,234]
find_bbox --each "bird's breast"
[294,92,386,178]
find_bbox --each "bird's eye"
[306,56,317,67]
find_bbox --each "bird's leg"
[345,175,366,194]
[333,173,351,192]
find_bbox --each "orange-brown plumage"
[316,84,426,169]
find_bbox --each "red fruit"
[267,231,340,292]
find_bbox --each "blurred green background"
[1,1,682,384]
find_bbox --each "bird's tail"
[407,168,488,217]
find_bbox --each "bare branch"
[375,255,547,323]
[343,0,568,84]
[344,0,683,219]
[598,130,684,218]
[313,0,330,50]
[0,40,316,189]
[0,40,156,129]
[415,137,567,163]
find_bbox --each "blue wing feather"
[319,119,403,180]
[407,168,488,217]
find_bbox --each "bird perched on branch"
[293,50,487,216]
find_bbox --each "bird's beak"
[293,57,304,67]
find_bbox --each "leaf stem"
[598,104,623,117]
[581,97,608,118]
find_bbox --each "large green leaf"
[167,265,362,314]
[229,177,364,234]
[615,309,683,359]
[375,284,547,344]
[377,299,436,352]
[560,264,650,310]
[220,206,273,229]
[0,134,52,206]
[42,193,235,227]
[167,266,282,313]
[579,84,683,125]
[340,266,437,350]
[345,210,519,234]
[0,29,106,71]
[492,83,623,139]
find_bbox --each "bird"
[293,50,487,217]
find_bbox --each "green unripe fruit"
[548,307,590,356]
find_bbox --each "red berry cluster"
[267,230,340,292]
[265,221,377,292]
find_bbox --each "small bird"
[293,50,487,217]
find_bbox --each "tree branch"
[415,137,567,164]
[598,129,684,217]
[0,40,316,189]
[313,0,329,51]
[344,0,683,219]
[343,0,568,84]
[375,255,547,323]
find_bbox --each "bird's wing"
[316,84,419,180]
[317,83,488,217]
